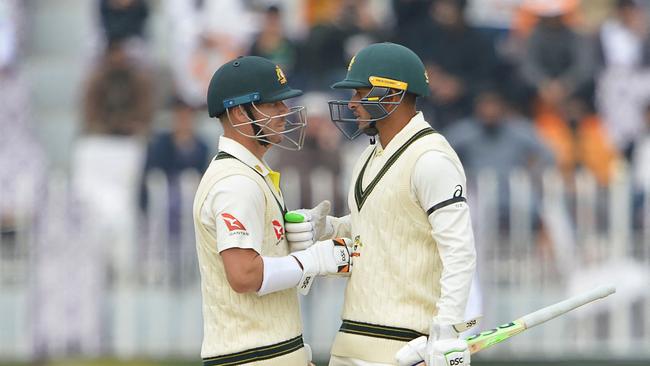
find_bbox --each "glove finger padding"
[287,230,314,242]
[395,336,427,366]
[285,220,315,252]
[285,201,331,251]
[285,221,313,234]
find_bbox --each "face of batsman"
[327,42,430,140]
[228,100,307,150]
[207,56,307,150]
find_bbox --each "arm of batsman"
[395,317,480,366]
[285,200,334,251]
[290,238,352,295]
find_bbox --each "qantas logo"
[272,219,284,240]
[221,213,246,232]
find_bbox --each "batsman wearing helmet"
[285,43,477,366]
[193,56,352,366]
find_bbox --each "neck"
[223,130,269,161]
[376,108,417,147]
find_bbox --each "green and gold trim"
[202,335,304,366]
[354,128,435,211]
[339,319,426,342]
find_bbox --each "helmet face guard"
[328,85,406,140]
[225,100,307,151]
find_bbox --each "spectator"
[297,0,381,91]
[165,0,256,106]
[140,97,208,234]
[83,39,154,136]
[249,5,298,75]
[512,0,580,40]
[535,93,621,186]
[445,87,554,228]
[140,97,209,285]
[596,0,650,158]
[391,0,434,62]
[0,0,46,239]
[520,1,594,112]
[418,0,498,130]
[73,39,154,286]
[99,0,149,43]
[596,0,650,70]
[98,0,150,62]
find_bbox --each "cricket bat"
[466,285,616,354]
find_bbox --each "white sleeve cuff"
[257,255,303,296]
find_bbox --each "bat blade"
[466,285,615,354]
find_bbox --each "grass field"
[2,360,650,366]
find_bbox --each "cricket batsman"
[285,43,477,366]
[193,56,352,366]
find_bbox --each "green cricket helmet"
[328,42,430,139]
[207,56,307,150]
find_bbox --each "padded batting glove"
[291,237,352,295]
[284,200,333,251]
[396,318,480,366]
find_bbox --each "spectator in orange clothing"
[512,0,581,39]
[534,94,621,186]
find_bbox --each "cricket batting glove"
[285,200,333,251]
[395,318,480,366]
[291,237,352,295]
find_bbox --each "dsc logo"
[449,357,464,366]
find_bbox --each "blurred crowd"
[2,0,650,358]
[2,0,650,272]
[1,0,649,266]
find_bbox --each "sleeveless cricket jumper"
[193,147,307,366]
[331,114,466,363]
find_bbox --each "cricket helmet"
[207,56,307,150]
[328,42,430,139]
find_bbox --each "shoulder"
[210,174,263,197]
[415,150,465,179]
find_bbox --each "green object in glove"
[284,211,305,223]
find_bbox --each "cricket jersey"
[331,113,476,363]
[193,136,307,365]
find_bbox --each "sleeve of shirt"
[200,174,266,253]
[412,151,477,324]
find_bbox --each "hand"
[285,200,332,251]
[291,238,352,295]
[396,319,476,366]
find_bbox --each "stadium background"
[0,0,649,365]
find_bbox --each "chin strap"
[365,121,378,145]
